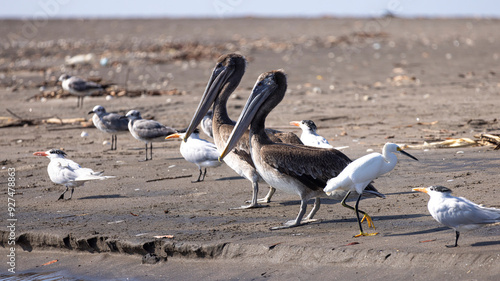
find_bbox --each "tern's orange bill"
[165,133,182,140]
[412,187,428,193]
[33,151,47,157]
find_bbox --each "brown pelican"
[183,54,302,209]
[220,70,384,229]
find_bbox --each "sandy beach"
[1,17,500,280]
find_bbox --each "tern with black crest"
[33,149,115,200]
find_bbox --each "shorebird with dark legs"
[166,129,223,182]
[33,149,114,200]
[89,105,129,150]
[125,110,176,161]
[59,74,103,108]
[413,185,500,247]
[324,142,418,237]
[220,70,384,230]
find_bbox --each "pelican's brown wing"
[260,143,352,191]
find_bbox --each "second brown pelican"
[183,54,302,209]
[220,70,384,229]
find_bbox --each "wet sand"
[1,18,500,280]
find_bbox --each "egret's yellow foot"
[360,214,376,229]
[354,232,379,238]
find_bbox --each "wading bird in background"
[59,74,103,108]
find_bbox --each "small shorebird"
[413,185,500,247]
[59,74,103,108]
[125,110,176,161]
[88,105,129,150]
[33,149,115,200]
[166,129,223,182]
[220,70,384,229]
[324,142,418,237]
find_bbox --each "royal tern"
[59,74,103,108]
[88,105,129,150]
[183,54,303,209]
[290,120,333,148]
[125,110,176,161]
[166,129,222,182]
[413,185,500,247]
[33,149,115,200]
[324,142,418,237]
[220,70,384,229]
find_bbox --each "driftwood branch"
[146,174,192,183]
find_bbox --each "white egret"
[324,142,418,237]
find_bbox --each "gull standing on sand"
[59,74,103,108]
[413,185,500,247]
[324,143,418,237]
[33,149,115,200]
[89,105,129,150]
[125,110,176,161]
[166,129,222,182]
[220,70,385,229]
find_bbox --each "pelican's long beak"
[165,133,182,140]
[219,75,278,161]
[289,121,300,127]
[33,151,48,157]
[397,147,418,161]
[412,187,428,193]
[183,65,234,143]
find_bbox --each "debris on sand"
[403,138,477,149]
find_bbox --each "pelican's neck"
[213,93,233,127]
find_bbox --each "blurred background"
[1,0,499,19]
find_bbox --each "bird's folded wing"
[261,143,351,191]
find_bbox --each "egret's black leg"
[340,191,378,237]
